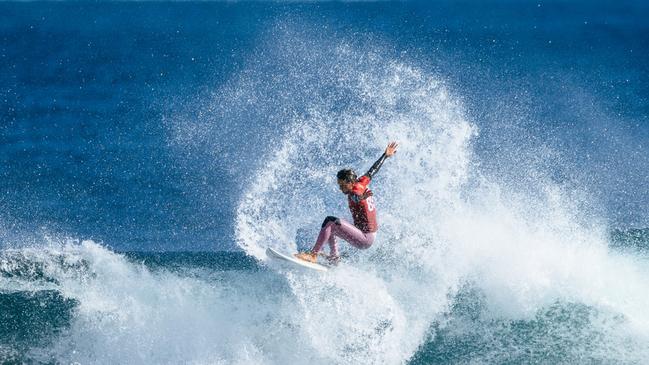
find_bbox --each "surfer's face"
[338,179,353,194]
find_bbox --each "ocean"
[1,1,648,364]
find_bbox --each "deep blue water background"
[1,1,648,251]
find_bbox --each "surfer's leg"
[311,217,373,257]
[327,233,339,258]
[331,219,375,249]
[311,216,340,254]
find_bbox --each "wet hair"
[337,169,357,183]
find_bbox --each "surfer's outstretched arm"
[364,141,398,179]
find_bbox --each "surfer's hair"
[337,169,357,183]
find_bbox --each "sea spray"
[234,43,480,363]
[230,39,649,364]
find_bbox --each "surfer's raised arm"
[364,141,399,179]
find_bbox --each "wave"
[2,238,649,364]
[1,240,304,364]
[2,23,649,365]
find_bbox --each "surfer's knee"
[357,242,373,250]
[356,234,375,250]
[322,216,340,228]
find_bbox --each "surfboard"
[265,247,329,272]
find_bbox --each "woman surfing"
[295,141,398,264]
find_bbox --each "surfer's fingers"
[386,141,398,154]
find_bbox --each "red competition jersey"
[348,175,378,233]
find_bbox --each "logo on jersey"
[366,196,375,211]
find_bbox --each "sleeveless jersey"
[348,175,378,233]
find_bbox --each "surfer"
[295,142,398,264]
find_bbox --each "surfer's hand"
[385,141,398,157]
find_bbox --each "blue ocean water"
[1,1,649,364]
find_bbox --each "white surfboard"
[265,247,329,272]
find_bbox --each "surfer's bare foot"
[294,252,317,263]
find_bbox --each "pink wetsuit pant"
[311,218,375,257]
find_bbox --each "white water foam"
[232,41,649,363]
[2,240,307,365]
